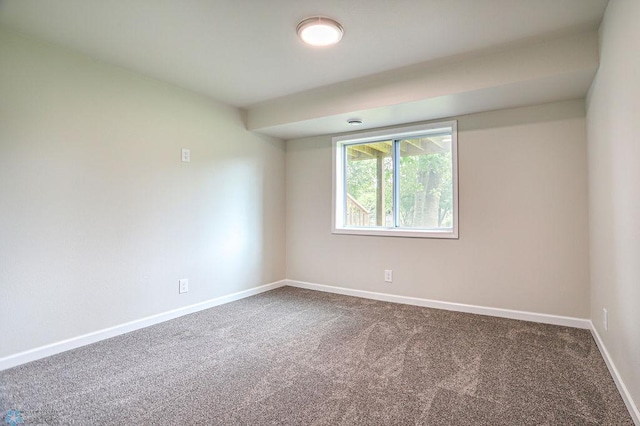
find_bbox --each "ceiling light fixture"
[347,118,363,126]
[297,17,344,47]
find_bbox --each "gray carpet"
[0,286,633,425]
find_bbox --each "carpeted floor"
[0,286,633,425]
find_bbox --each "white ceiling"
[247,31,599,139]
[0,0,608,109]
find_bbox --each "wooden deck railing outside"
[346,194,370,226]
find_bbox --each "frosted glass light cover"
[297,17,344,46]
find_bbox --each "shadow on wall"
[198,158,265,296]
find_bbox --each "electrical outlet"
[179,279,189,294]
[602,308,608,331]
[181,148,191,163]
[384,269,393,283]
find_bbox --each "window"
[332,121,458,238]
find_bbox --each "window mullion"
[393,139,400,228]
[342,144,347,227]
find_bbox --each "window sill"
[332,227,458,239]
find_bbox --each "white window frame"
[332,120,458,239]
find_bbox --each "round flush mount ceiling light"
[347,118,363,126]
[297,17,344,47]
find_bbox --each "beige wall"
[0,29,286,358]
[286,101,589,318]
[586,0,640,410]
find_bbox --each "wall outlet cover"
[179,279,189,294]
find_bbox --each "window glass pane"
[398,133,453,229]
[345,141,393,227]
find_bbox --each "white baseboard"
[286,280,591,329]
[0,280,287,372]
[590,323,640,425]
